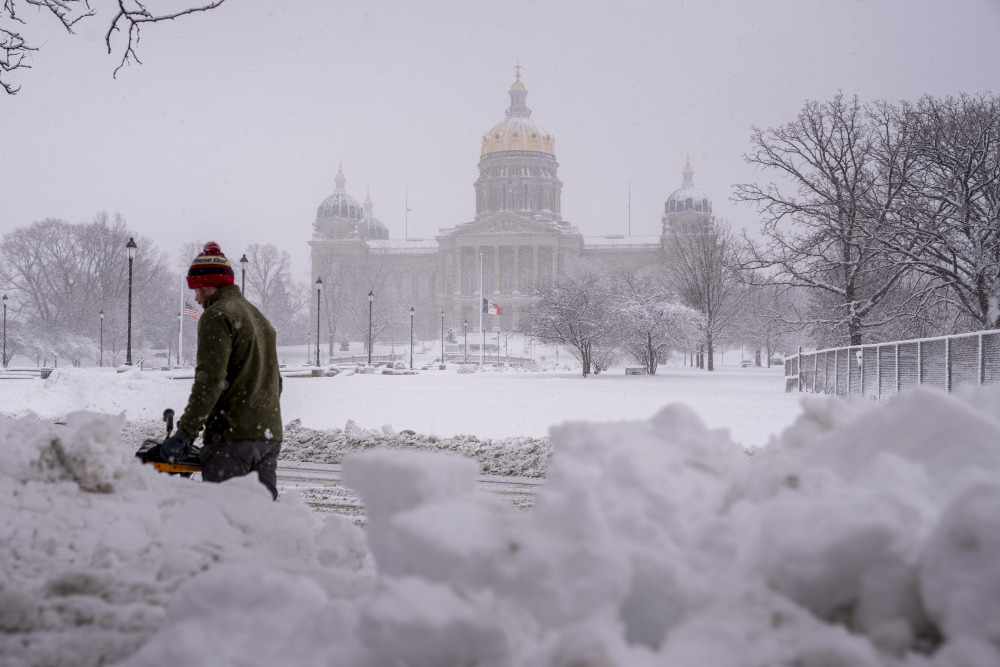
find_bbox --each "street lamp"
[409,306,415,370]
[440,309,445,365]
[125,237,137,366]
[367,291,374,366]
[2,294,7,369]
[463,319,468,364]
[315,277,323,366]
[240,253,249,294]
[99,309,104,367]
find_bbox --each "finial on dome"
[684,155,692,171]
[365,187,372,204]
[510,62,526,91]
[337,162,344,178]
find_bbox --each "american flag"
[183,301,200,320]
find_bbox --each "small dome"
[317,193,363,222]
[361,215,389,240]
[665,158,713,215]
[316,166,363,223]
[359,187,389,240]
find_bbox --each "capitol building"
[309,70,714,344]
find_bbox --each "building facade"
[309,71,713,346]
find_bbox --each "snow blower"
[135,408,202,476]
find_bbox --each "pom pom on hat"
[187,241,235,289]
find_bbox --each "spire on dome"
[335,164,347,193]
[506,64,530,118]
[682,157,694,185]
[363,188,374,216]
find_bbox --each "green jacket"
[178,285,283,444]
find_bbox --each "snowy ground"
[2,365,999,666]
[0,361,798,447]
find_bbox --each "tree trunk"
[849,313,863,346]
[646,332,656,375]
[755,348,762,367]
[707,333,715,371]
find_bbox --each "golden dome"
[480,70,555,158]
[481,118,554,157]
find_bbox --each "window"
[460,247,475,296]
[537,246,553,288]
[481,247,495,295]
[518,246,533,292]
[499,246,514,295]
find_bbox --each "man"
[161,242,283,499]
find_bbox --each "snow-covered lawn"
[2,367,999,666]
[0,363,798,448]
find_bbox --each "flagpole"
[479,250,484,367]
[405,186,409,241]
[178,276,184,368]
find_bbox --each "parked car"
[770,357,784,366]
[741,360,753,368]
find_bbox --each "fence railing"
[785,329,1000,401]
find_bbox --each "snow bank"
[3,385,1000,666]
[0,412,373,667]
[281,418,552,477]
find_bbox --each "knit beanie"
[187,242,235,289]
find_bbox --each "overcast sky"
[3,0,999,277]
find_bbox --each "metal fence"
[785,329,1000,401]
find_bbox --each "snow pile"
[3,385,1000,666]
[0,412,373,667]
[280,418,552,477]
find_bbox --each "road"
[277,460,543,524]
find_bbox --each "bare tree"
[881,93,1000,330]
[0,215,175,365]
[731,280,804,366]
[517,269,614,377]
[313,246,404,355]
[735,93,921,346]
[664,219,742,370]
[2,0,227,94]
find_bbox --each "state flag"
[482,298,502,316]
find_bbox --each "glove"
[161,428,193,462]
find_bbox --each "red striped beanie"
[187,242,235,289]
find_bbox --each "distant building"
[309,70,714,345]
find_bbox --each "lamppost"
[2,294,7,369]
[125,237,137,366]
[409,306,415,370]
[440,309,444,365]
[497,328,501,367]
[367,291,373,366]
[99,310,104,367]
[240,253,249,294]
[315,277,323,366]
[463,319,468,364]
